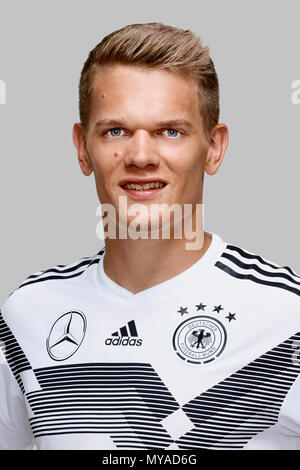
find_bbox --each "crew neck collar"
[97,231,227,304]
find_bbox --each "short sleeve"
[0,348,35,449]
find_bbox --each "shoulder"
[1,248,105,323]
[215,238,300,301]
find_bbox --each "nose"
[123,130,160,168]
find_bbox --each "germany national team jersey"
[1,231,300,450]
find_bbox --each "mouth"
[119,179,167,199]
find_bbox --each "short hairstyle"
[79,22,220,138]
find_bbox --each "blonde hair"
[79,23,219,138]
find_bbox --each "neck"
[103,230,212,294]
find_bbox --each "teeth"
[124,182,165,190]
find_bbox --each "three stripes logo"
[105,320,142,346]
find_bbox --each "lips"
[123,182,166,190]
[119,178,168,200]
[119,178,167,189]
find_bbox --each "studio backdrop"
[0,0,299,304]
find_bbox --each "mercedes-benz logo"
[46,311,87,361]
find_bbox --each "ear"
[205,123,229,175]
[72,123,93,176]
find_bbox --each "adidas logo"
[105,320,143,346]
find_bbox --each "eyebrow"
[156,119,194,131]
[95,119,127,129]
[94,119,194,131]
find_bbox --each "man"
[0,22,299,450]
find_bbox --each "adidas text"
[105,337,143,346]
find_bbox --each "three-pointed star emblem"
[46,311,87,361]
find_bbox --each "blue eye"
[108,128,123,137]
[166,129,179,138]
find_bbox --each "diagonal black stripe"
[16,271,87,290]
[14,252,104,293]
[225,244,300,279]
[215,261,300,297]
[120,326,128,337]
[22,259,98,282]
[128,320,138,337]
[221,252,300,286]
[88,256,103,267]
[0,311,32,387]
[178,332,300,449]
[26,363,179,447]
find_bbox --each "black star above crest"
[226,312,236,322]
[177,307,189,316]
[196,302,206,311]
[213,305,224,313]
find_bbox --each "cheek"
[87,142,116,180]
[168,149,204,181]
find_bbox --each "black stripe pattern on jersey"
[178,332,300,449]
[0,311,32,393]
[27,363,179,449]
[215,244,300,298]
[13,250,105,293]
[24,332,300,449]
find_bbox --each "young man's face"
[74,64,226,230]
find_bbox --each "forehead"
[89,64,201,124]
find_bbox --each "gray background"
[0,0,299,305]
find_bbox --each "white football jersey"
[0,231,300,450]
